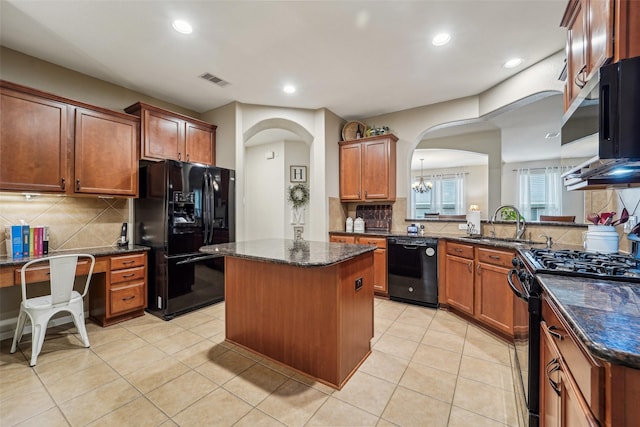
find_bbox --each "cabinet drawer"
[15,259,93,284]
[111,253,145,270]
[542,296,603,418]
[110,281,145,315]
[356,236,387,249]
[330,235,356,244]
[110,266,145,284]
[446,242,474,259]
[477,247,514,268]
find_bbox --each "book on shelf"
[21,225,30,257]
[4,225,23,258]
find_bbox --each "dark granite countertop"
[537,273,640,369]
[0,245,150,268]
[200,239,376,267]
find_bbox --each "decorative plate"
[341,121,366,141]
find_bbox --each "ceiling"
[0,0,567,121]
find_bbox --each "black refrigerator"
[135,160,235,320]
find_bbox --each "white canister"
[354,217,365,233]
[346,217,353,232]
[584,225,619,253]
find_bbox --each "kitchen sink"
[465,235,537,245]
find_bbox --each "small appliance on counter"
[354,217,365,233]
[345,217,353,232]
[407,224,418,236]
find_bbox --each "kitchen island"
[200,239,376,389]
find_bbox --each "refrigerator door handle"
[205,171,214,244]
[203,172,211,244]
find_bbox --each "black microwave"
[561,56,640,190]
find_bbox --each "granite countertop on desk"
[200,239,376,267]
[0,245,150,268]
[537,273,640,369]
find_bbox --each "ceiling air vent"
[199,72,230,87]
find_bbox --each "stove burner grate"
[526,248,640,281]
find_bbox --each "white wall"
[245,141,286,239]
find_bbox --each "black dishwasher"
[387,237,438,307]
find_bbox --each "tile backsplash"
[0,193,129,257]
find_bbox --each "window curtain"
[543,166,563,216]
[517,168,532,217]
[454,172,466,215]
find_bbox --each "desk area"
[0,245,149,326]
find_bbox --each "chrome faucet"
[490,205,526,240]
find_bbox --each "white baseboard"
[0,312,86,342]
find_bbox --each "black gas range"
[509,247,640,427]
[521,248,640,282]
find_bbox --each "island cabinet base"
[224,252,374,389]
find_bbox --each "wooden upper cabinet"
[0,86,69,193]
[561,0,640,110]
[563,0,589,107]
[185,121,215,165]
[125,102,216,165]
[143,108,183,161]
[339,134,396,202]
[0,81,140,197]
[339,143,362,200]
[74,108,138,196]
[588,0,613,76]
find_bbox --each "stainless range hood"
[562,156,640,191]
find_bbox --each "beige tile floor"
[1,298,518,426]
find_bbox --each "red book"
[34,226,44,256]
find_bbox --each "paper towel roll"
[466,211,481,235]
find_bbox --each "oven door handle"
[507,269,529,302]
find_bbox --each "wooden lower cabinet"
[329,234,387,295]
[475,247,517,336]
[444,253,474,315]
[540,295,603,427]
[356,236,388,295]
[90,251,147,326]
[440,240,521,338]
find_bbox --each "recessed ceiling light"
[545,131,560,139]
[432,33,451,46]
[283,85,296,94]
[503,57,523,68]
[172,20,193,34]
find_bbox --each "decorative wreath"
[288,183,310,209]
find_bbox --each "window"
[413,173,466,218]
[516,168,563,221]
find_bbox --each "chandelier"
[412,158,432,193]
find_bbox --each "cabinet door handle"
[467,261,473,273]
[121,273,135,278]
[186,153,190,161]
[61,177,66,190]
[76,179,81,191]
[545,358,561,396]
[121,295,135,301]
[454,248,463,253]
[574,64,587,89]
[178,152,182,160]
[364,190,368,198]
[122,260,135,265]
[548,325,563,341]
[489,255,501,260]
[357,191,360,198]
[476,264,481,274]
